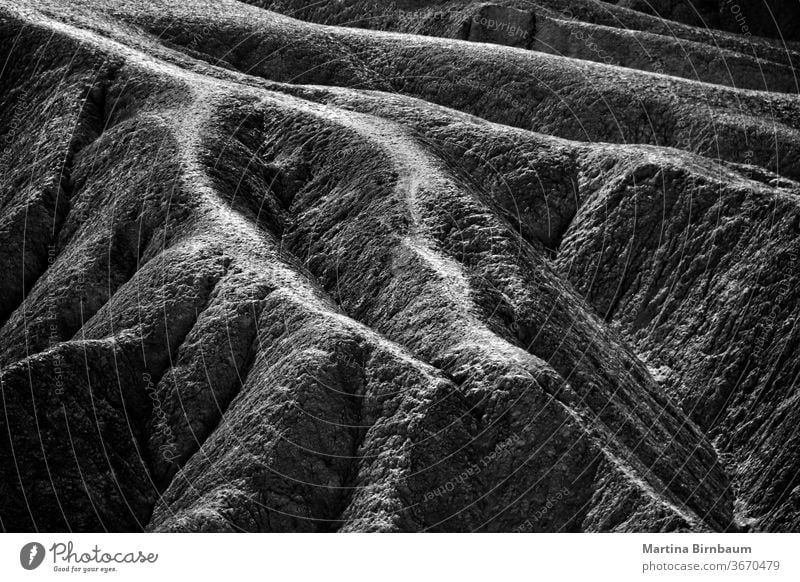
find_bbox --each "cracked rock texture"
[0,0,797,532]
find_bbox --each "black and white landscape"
[0,0,799,533]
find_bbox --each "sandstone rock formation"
[0,0,797,532]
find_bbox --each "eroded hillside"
[0,0,798,532]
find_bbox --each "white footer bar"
[2,533,797,581]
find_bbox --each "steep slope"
[611,0,800,42]
[0,0,797,532]
[46,0,797,181]
[252,0,800,92]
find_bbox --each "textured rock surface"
[253,0,800,92]
[0,0,797,532]
[613,0,800,42]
